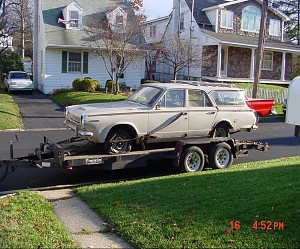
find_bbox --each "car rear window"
[10,73,29,79]
[211,90,246,106]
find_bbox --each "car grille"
[68,113,80,124]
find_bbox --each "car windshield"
[10,72,29,79]
[127,86,163,107]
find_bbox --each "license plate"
[86,158,103,165]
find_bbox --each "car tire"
[179,146,205,173]
[213,123,229,137]
[208,142,233,169]
[104,129,132,154]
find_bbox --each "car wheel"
[213,124,229,137]
[104,129,132,154]
[179,146,205,173]
[208,142,233,169]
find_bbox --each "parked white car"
[4,71,33,93]
[65,82,258,154]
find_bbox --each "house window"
[150,26,157,38]
[180,14,184,31]
[241,6,261,32]
[62,51,89,73]
[69,11,79,28]
[116,15,124,29]
[220,10,233,29]
[262,52,273,70]
[269,19,280,36]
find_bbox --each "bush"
[72,77,100,92]
[105,80,120,93]
[0,52,23,76]
[50,88,72,95]
[141,79,160,84]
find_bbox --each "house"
[144,0,300,85]
[0,32,13,52]
[33,0,146,94]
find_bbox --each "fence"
[243,88,288,104]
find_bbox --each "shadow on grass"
[77,163,300,248]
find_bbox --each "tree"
[156,35,202,81]
[84,5,146,93]
[0,51,23,75]
[0,0,15,55]
[9,0,33,58]
[253,0,268,99]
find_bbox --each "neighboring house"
[144,0,300,84]
[0,32,13,52]
[33,0,146,94]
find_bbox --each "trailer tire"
[105,129,132,154]
[208,142,233,169]
[179,146,205,173]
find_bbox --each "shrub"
[105,80,120,93]
[141,79,160,84]
[72,77,100,92]
[83,78,99,92]
[72,78,85,91]
[0,52,23,76]
[50,88,72,95]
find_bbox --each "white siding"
[124,58,145,89]
[144,17,170,44]
[205,9,218,30]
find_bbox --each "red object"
[245,98,275,117]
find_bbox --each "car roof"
[143,82,243,92]
[9,71,27,74]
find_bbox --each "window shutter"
[83,52,88,74]
[62,51,68,73]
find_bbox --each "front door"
[148,89,188,138]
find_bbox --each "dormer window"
[60,1,83,30]
[221,10,233,29]
[70,11,79,28]
[116,15,124,29]
[150,26,157,38]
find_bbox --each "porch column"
[281,52,286,81]
[250,48,255,79]
[216,44,222,78]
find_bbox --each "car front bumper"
[64,120,95,139]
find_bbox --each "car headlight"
[81,114,89,128]
[64,107,69,118]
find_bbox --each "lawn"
[0,192,78,249]
[76,157,300,249]
[0,86,22,130]
[51,91,128,106]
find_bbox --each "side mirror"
[155,104,161,110]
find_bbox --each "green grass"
[234,83,287,89]
[51,91,128,106]
[0,192,78,249]
[76,157,300,249]
[0,85,22,130]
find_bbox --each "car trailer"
[0,136,269,181]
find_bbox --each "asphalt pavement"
[1,90,131,248]
[11,90,66,130]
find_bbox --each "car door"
[188,89,217,136]
[147,89,188,138]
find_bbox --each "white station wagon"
[65,82,258,154]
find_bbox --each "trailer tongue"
[1,136,269,181]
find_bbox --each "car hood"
[8,79,32,83]
[67,100,149,117]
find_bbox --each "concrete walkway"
[11,90,66,130]
[39,189,132,249]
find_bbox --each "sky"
[142,0,173,20]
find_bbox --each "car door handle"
[206,111,216,115]
[182,112,188,115]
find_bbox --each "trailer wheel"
[208,142,233,169]
[179,146,205,173]
[105,129,132,154]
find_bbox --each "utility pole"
[253,0,268,99]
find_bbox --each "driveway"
[11,90,66,130]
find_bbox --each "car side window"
[188,90,213,107]
[211,91,245,106]
[159,90,185,108]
